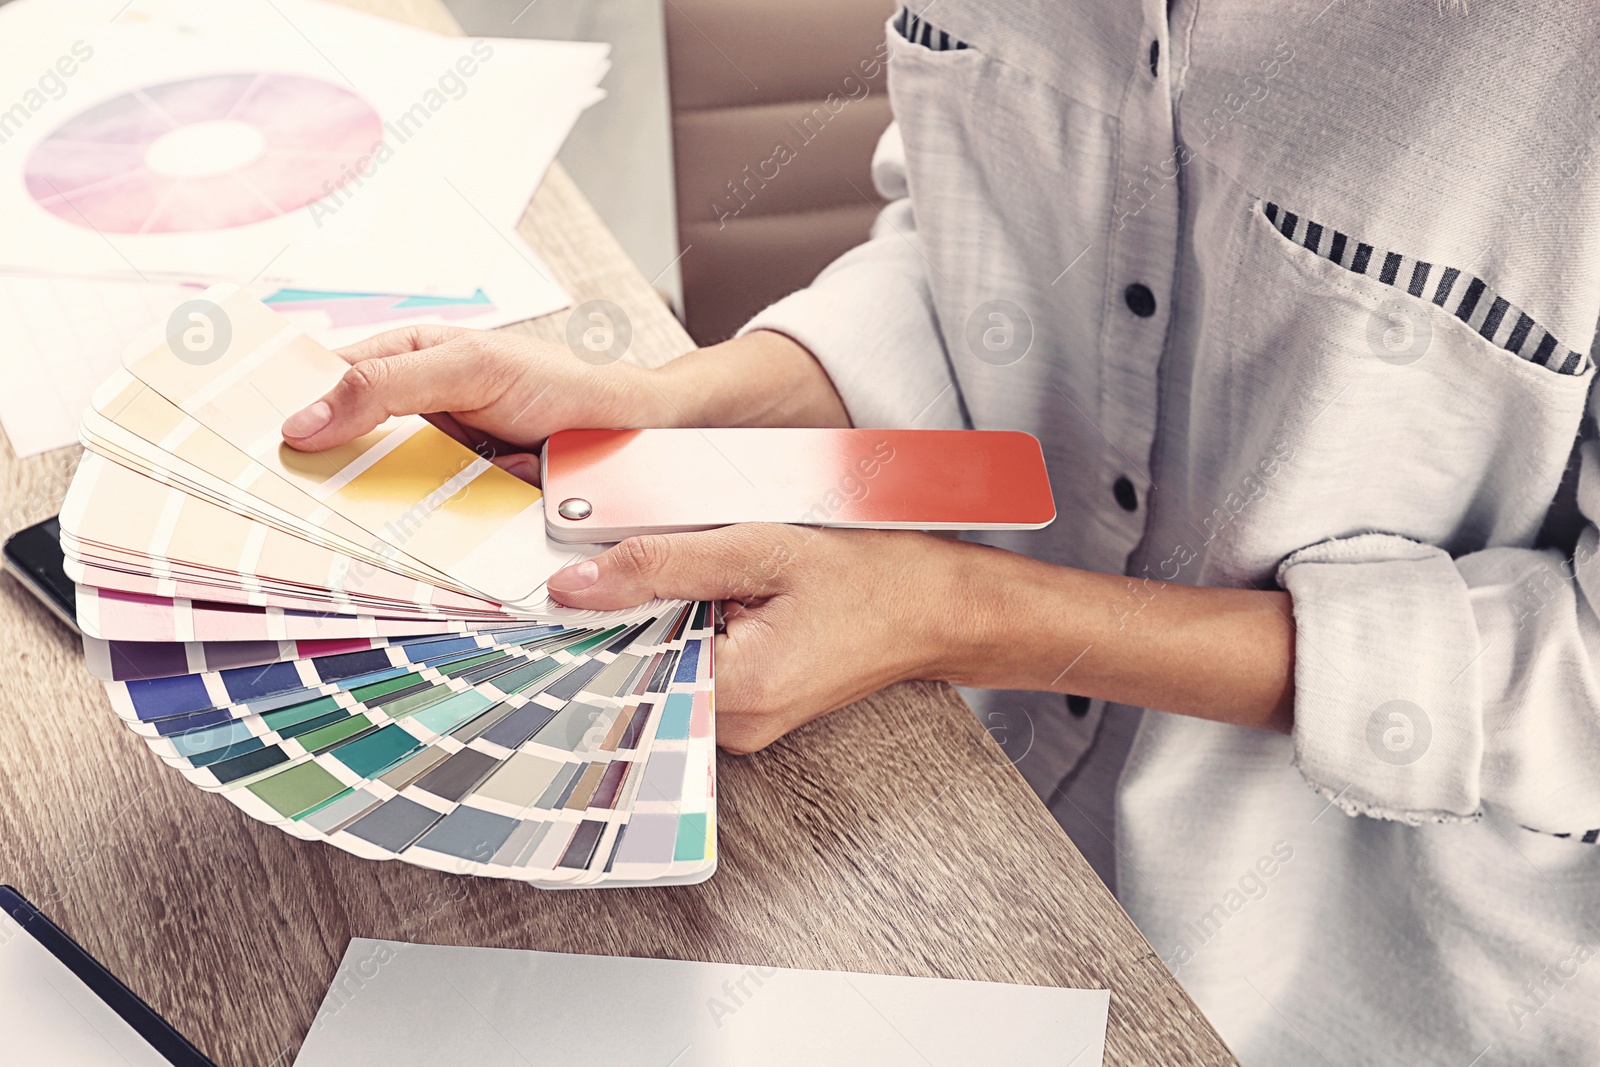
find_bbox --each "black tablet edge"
[0,885,217,1067]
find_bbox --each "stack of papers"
[0,0,611,456]
[58,285,718,888]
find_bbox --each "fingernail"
[283,400,332,438]
[548,560,599,592]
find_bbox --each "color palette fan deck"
[58,285,717,888]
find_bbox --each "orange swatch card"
[541,428,1056,542]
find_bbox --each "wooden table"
[0,3,1239,1065]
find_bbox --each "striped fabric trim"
[1263,202,1592,376]
[893,6,970,51]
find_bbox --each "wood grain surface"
[0,2,1238,1064]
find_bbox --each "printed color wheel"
[26,72,382,234]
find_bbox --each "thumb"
[281,339,515,452]
[492,452,540,486]
[547,525,799,610]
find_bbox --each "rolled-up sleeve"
[1279,447,1600,833]
[738,123,965,430]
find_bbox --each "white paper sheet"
[293,940,1110,1067]
[0,258,568,457]
[0,0,612,456]
[0,908,173,1067]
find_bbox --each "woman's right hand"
[278,324,682,481]
[279,324,849,482]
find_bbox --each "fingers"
[546,524,801,609]
[665,630,783,755]
[281,339,518,451]
[333,324,469,366]
[705,612,829,754]
[492,452,540,485]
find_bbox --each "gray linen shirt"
[741,1,1600,1063]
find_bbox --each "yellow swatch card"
[123,284,564,604]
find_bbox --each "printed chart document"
[293,939,1110,1067]
[0,0,609,456]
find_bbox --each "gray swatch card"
[294,939,1110,1066]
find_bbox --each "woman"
[283,2,1600,1062]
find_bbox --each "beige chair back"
[665,0,897,345]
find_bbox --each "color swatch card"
[89,607,717,888]
[59,285,716,888]
[120,285,557,604]
[542,427,1056,541]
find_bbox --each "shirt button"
[1113,476,1138,512]
[1124,283,1157,317]
[1067,694,1092,718]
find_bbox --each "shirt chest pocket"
[1194,197,1595,581]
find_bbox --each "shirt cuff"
[1277,533,1485,824]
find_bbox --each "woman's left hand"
[545,524,969,753]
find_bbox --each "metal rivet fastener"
[557,498,593,520]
